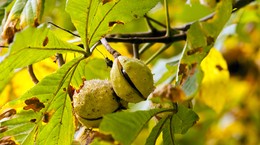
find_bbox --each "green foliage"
[66,0,160,50]
[71,58,111,89]
[99,108,171,145]
[0,25,85,92]
[0,57,83,144]
[176,0,232,98]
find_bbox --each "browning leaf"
[43,112,50,123]
[206,36,214,45]
[1,20,19,44]
[0,136,17,145]
[150,84,186,103]
[216,64,223,71]
[102,0,113,5]
[0,109,16,120]
[42,37,49,46]
[85,130,115,145]
[0,126,8,133]
[187,47,203,55]
[23,97,45,112]
[30,119,37,123]
[108,21,124,27]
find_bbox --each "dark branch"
[105,0,255,43]
[133,43,140,59]
[106,33,186,44]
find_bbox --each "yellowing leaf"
[199,48,229,113]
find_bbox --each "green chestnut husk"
[110,56,154,103]
[73,79,119,128]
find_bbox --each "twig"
[145,15,159,33]
[106,0,254,42]
[28,65,39,84]
[233,0,255,12]
[100,38,121,58]
[139,43,155,55]
[0,45,9,48]
[144,15,166,29]
[106,33,186,44]
[145,43,173,64]
[133,43,139,59]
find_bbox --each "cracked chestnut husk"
[73,79,120,128]
[110,56,154,103]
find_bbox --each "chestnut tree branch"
[105,0,255,44]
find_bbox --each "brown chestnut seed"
[73,80,120,128]
[110,56,154,103]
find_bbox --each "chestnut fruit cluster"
[73,56,154,128]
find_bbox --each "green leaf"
[0,57,84,145]
[155,61,178,85]
[90,139,114,145]
[71,58,110,89]
[176,0,232,97]
[66,0,160,49]
[201,1,233,38]
[171,104,199,134]
[162,117,175,145]
[145,117,168,145]
[99,108,170,145]
[0,25,85,93]
[181,67,204,97]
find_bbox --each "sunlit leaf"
[71,58,110,89]
[0,57,84,144]
[162,118,175,145]
[66,0,160,49]
[99,108,171,145]
[176,0,232,97]
[90,138,114,145]
[145,117,168,145]
[20,0,44,28]
[155,61,178,85]
[199,48,229,113]
[181,66,204,97]
[171,104,199,134]
[0,25,85,93]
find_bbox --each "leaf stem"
[133,43,140,59]
[139,43,155,55]
[48,22,80,37]
[28,65,39,84]
[164,0,171,36]
[100,38,121,58]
